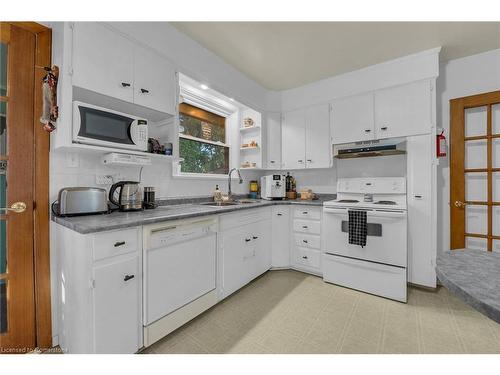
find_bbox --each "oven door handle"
[369,210,407,218]
[324,207,406,219]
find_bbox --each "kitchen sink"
[199,199,259,207]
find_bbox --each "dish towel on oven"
[348,210,367,247]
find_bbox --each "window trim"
[177,104,231,177]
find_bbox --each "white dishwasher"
[143,217,218,347]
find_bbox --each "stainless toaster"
[56,187,109,216]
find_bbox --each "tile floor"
[142,270,500,354]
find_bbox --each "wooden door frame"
[2,22,52,349]
[450,90,500,251]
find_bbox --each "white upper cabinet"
[282,105,331,170]
[374,80,432,139]
[266,112,282,169]
[331,93,375,144]
[305,103,331,168]
[330,80,432,144]
[72,22,176,115]
[72,23,135,103]
[133,46,176,114]
[282,109,306,169]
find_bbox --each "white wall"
[436,48,500,253]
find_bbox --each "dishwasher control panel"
[147,220,217,250]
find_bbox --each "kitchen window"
[178,103,230,175]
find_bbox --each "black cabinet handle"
[307,159,312,162]
[253,236,258,240]
[277,213,282,216]
[364,129,371,133]
[124,274,135,282]
[270,160,275,163]
[302,256,308,259]
[298,159,303,163]
[140,88,150,94]
[303,240,308,244]
[381,126,388,131]
[245,238,251,242]
[114,241,126,247]
[121,82,131,87]
[302,225,308,229]
[302,211,308,214]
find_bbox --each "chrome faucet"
[228,168,243,199]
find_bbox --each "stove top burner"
[374,200,397,205]
[337,199,360,203]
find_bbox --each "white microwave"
[72,101,148,152]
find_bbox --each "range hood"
[334,138,406,159]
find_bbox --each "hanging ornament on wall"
[40,65,59,133]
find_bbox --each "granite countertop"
[53,195,336,234]
[436,248,500,323]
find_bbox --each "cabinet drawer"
[294,233,321,250]
[295,247,321,269]
[220,207,271,231]
[293,219,321,235]
[93,228,140,261]
[293,206,321,220]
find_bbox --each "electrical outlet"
[66,153,79,168]
[96,174,114,185]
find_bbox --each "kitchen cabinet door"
[271,206,290,268]
[282,109,306,169]
[305,103,332,168]
[93,254,142,354]
[72,22,135,103]
[134,46,176,114]
[330,93,375,144]
[374,80,432,139]
[266,112,282,169]
[220,226,252,298]
[406,134,436,288]
[250,220,272,279]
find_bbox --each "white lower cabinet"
[219,208,272,299]
[56,225,142,354]
[271,206,291,268]
[291,205,322,275]
[93,254,142,354]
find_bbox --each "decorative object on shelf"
[40,65,59,132]
[241,140,259,149]
[243,117,254,128]
[164,142,173,156]
[148,138,164,154]
[241,161,257,168]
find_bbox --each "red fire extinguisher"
[437,129,446,157]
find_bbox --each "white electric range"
[322,177,408,302]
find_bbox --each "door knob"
[0,201,27,213]
[454,201,465,208]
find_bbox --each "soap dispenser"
[213,185,223,203]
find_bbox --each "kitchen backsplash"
[50,150,263,202]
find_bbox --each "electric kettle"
[109,181,143,211]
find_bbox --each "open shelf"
[58,143,174,160]
[240,126,261,132]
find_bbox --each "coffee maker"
[109,181,143,211]
[260,174,286,200]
